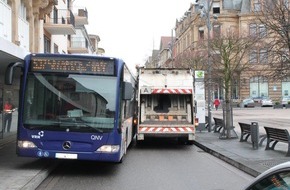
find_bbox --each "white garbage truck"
[136,67,199,144]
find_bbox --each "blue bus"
[5,53,137,163]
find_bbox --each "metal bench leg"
[287,144,290,157]
[239,133,245,142]
[245,134,250,142]
[240,133,250,142]
[259,135,267,146]
[265,139,272,150]
[270,141,278,150]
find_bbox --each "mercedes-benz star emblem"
[63,141,71,150]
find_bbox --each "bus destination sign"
[30,57,115,75]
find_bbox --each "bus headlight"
[96,145,120,153]
[18,141,37,148]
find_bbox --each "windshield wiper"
[76,124,104,133]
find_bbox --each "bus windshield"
[23,73,117,132]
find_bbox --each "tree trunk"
[223,76,233,139]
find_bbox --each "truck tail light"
[195,118,199,127]
[133,118,138,125]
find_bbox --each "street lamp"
[197,0,214,132]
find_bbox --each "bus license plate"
[55,153,78,159]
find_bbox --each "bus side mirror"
[123,82,133,100]
[5,62,24,85]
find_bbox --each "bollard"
[251,122,259,150]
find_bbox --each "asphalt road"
[36,107,290,190]
[36,138,253,190]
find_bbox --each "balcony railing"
[44,9,76,35]
[0,1,12,41]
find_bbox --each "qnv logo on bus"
[91,135,103,141]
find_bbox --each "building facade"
[0,0,102,108]
[157,0,289,103]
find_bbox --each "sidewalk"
[0,132,60,190]
[194,130,290,177]
[0,111,60,190]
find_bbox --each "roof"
[159,36,173,51]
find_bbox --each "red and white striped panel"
[151,89,192,94]
[139,126,195,133]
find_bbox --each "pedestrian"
[213,98,220,110]
[3,99,15,133]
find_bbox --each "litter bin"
[251,122,259,150]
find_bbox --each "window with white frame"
[250,49,268,64]
[213,25,221,38]
[19,1,27,20]
[285,0,289,8]
[199,27,204,40]
[259,49,268,64]
[250,76,268,97]
[282,77,290,96]
[44,35,51,53]
[250,24,257,37]
[253,0,261,12]
[213,2,220,14]
[249,24,266,38]
[259,24,267,38]
[249,50,258,63]
[54,43,59,54]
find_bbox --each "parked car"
[261,97,273,107]
[252,96,265,103]
[281,96,290,106]
[243,161,290,190]
[252,96,270,103]
[240,98,255,108]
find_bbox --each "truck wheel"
[187,140,194,145]
[136,139,144,146]
[178,137,187,145]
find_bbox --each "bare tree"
[257,0,290,79]
[174,49,208,70]
[208,31,258,138]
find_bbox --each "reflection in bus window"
[23,73,117,131]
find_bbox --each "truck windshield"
[23,73,117,132]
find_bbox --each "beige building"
[156,0,289,103]
[0,0,102,107]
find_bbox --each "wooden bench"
[238,122,266,146]
[264,126,290,156]
[213,117,224,133]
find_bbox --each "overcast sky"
[74,0,194,71]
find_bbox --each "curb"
[193,140,261,177]
[0,132,17,147]
[21,161,61,190]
